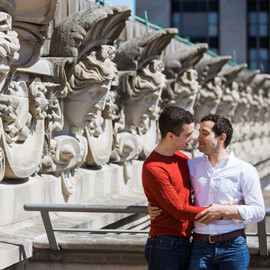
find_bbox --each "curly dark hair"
[159,106,194,139]
[201,114,233,148]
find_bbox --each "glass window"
[208,12,217,24]
[181,12,208,37]
[259,62,267,72]
[249,25,257,36]
[259,49,268,60]
[248,12,257,24]
[172,12,181,26]
[249,49,257,60]
[259,12,268,24]
[249,61,257,70]
[259,25,267,36]
[209,25,217,36]
[174,0,219,52]
[247,1,269,73]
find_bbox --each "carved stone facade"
[1,0,270,196]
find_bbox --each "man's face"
[198,121,219,154]
[173,122,194,151]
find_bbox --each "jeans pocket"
[158,237,178,250]
[228,236,247,248]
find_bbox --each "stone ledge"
[31,234,148,266]
[0,161,144,227]
[33,233,147,251]
[0,234,33,269]
[0,188,148,269]
[30,234,270,265]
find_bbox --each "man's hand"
[148,203,162,220]
[195,204,243,224]
[195,204,224,224]
[227,199,245,205]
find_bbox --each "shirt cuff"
[235,205,246,221]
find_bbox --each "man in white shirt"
[188,114,265,269]
[149,114,265,269]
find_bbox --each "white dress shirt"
[188,151,265,235]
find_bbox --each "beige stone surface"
[0,1,270,269]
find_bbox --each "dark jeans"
[189,236,250,270]
[144,235,191,270]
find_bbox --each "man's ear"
[166,132,175,140]
[218,133,227,145]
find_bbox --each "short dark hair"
[200,114,233,148]
[159,106,194,139]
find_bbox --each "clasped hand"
[148,199,243,224]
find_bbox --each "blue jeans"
[144,235,191,270]
[189,235,250,269]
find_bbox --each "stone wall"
[0,0,270,220]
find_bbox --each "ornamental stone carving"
[0,0,57,181]
[162,43,208,113]
[217,64,247,120]
[0,0,270,194]
[194,55,231,123]
[43,3,131,193]
[114,29,177,159]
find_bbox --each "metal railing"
[246,210,270,256]
[24,204,148,250]
[24,204,269,255]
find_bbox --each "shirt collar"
[203,150,234,170]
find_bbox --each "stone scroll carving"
[0,0,270,192]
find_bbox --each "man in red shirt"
[142,106,218,270]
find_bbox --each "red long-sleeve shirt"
[142,150,204,237]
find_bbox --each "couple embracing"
[142,106,265,270]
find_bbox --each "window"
[247,0,269,72]
[248,12,268,37]
[171,0,219,52]
[208,12,218,36]
[172,12,181,32]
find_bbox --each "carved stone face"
[64,45,118,129]
[173,68,200,112]
[124,91,161,129]
[64,83,110,128]
[124,59,166,129]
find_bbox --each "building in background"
[136,0,270,73]
[89,0,136,17]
